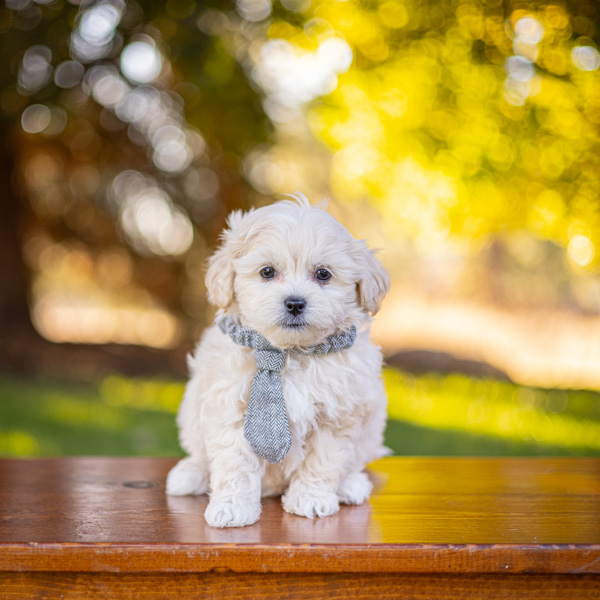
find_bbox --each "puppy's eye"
[315,268,332,282]
[260,266,276,279]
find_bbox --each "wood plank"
[3,542,600,574]
[1,457,599,576]
[1,572,600,600]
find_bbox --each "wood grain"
[1,572,600,600]
[1,457,599,599]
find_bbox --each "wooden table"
[1,457,599,598]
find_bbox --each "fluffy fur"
[166,194,390,527]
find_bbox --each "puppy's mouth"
[279,317,308,330]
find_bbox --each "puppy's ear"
[205,210,247,308]
[354,242,390,315]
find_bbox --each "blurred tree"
[1,0,600,377]
[0,0,269,374]
[257,0,600,271]
[241,0,600,312]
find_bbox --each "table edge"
[1,543,600,574]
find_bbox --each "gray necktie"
[218,317,357,463]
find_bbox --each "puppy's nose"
[284,297,306,316]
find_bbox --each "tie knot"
[255,349,285,372]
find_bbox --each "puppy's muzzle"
[284,297,306,316]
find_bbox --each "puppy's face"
[206,198,389,348]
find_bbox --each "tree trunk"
[0,121,36,339]
[0,122,190,378]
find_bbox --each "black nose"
[284,297,306,316]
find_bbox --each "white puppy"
[166,194,390,528]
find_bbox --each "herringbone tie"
[218,317,357,463]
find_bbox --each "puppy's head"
[205,194,389,347]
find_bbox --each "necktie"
[218,317,357,463]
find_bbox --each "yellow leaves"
[359,37,389,62]
[332,143,379,181]
[470,179,505,219]
[537,45,570,75]
[327,84,385,146]
[316,1,380,47]
[538,136,566,179]
[441,28,473,65]
[528,187,566,238]
[450,143,482,176]
[486,134,516,171]
[553,110,585,140]
[313,0,396,63]
[285,0,600,265]
[378,158,458,245]
[427,110,459,141]
[267,21,299,42]
[378,88,408,118]
[337,80,369,106]
[519,139,540,175]
[484,16,512,54]
[578,75,600,122]
[456,3,486,40]
[451,64,499,100]
[538,4,570,32]
[378,1,409,29]
[532,80,580,132]
[465,115,499,146]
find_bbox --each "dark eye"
[260,266,276,279]
[315,268,332,282]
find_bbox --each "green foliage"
[1,369,598,457]
[385,369,600,455]
[0,373,183,456]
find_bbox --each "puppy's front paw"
[337,471,372,505]
[205,496,261,528]
[282,486,340,518]
[166,458,208,496]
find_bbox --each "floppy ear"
[205,242,236,309]
[354,243,390,315]
[204,210,247,309]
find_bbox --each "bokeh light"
[18,45,53,93]
[21,104,51,133]
[111,170,194,256]
[54,61,85,89]
[572,46,600,71]
[120,40,163,84]
[568,234,595,267]
[237,0,272,22]
[70,2,123,62]
[253,36,353,108]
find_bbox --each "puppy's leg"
[166,456,209,496]
[337,471,373,505]
[204,438,263,528]
[282,425,355,518]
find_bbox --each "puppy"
[166,194,390,528]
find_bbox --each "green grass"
[385,370,600,456]
[0,374,183,456]
[0,369,599,457]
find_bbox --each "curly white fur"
[166,194,390,528]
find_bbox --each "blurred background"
[1,0,599,457]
